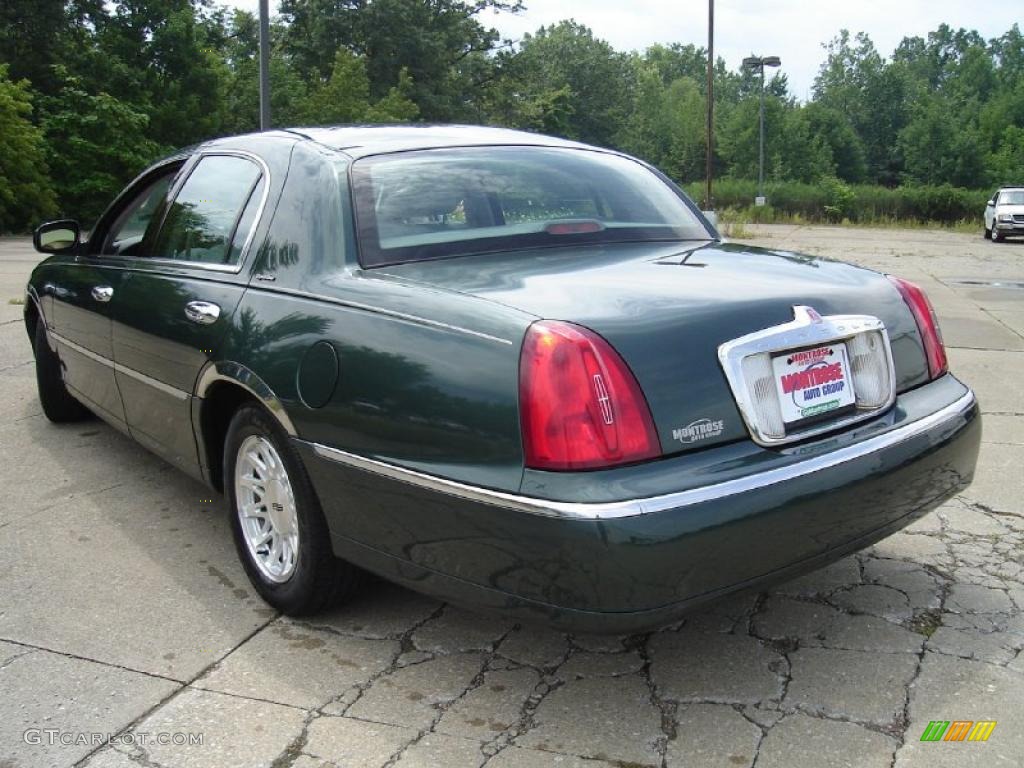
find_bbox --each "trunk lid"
[377,242,930,454]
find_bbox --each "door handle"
[91,285,114,303]
[184,301,221,325]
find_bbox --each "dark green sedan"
[26,126,980,631]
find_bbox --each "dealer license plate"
[771,342,855,424]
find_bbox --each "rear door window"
[151,155,263,266]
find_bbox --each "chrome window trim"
[131,258,244,274]
[306,387,975,521]
[718,305,898,447]
[47,330,190,401]
[107,149,271,275]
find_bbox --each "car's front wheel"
[984,225,991,239]
[225,404,359,615]
[33,320,91,422]
[992,226,1004,243]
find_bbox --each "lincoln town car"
[26,126,981,631]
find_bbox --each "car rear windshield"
[350,146,711,266]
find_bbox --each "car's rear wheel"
[33,320,91,422]
[225,404,359,615]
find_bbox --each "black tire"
[992,227,1003,243]
[984,226,991,239]
[224,404,360,615]
[33,320,91,422]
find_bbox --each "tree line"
[1,0,1022,231]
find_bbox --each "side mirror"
[33,220,81,255]
[987,199,995,207]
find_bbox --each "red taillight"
[519,320,660,470]
[888,275,948,380]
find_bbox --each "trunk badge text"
[673,418,725,444]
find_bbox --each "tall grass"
[681,179,989,228]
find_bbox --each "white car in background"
[985,186,1024,242]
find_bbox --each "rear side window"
[152,155,262,265]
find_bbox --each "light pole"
[704,0,714,214]
[258,0,271,131]
[742,55,781,205]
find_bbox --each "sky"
[224,0,1022,99]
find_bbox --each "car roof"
[204,124,599,160]
[997,186,1024,192]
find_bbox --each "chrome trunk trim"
[718,305,897,447]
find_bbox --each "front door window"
[102,171,177,256]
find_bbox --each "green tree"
[717,89,784,181]
[277,0,361,80]
[301,49,418,123]
[619,68,705,181]
[898,94,986,187]
[0,0,66,94]
[0,66,56,232]
[802,102,867,183]
[280,0,520,121]
[83,0,229,147]
[643,43,709,87]
[988,125,1024,185]
[778,108,834,183]
[814,31,909,185]
[218,10,312,132]
[991,24,1024,87]
[40,68,163,223]
[485,78,574,136]
[499,21,634,147]
[0,0,107,97]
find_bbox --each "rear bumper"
[299,375,980,632]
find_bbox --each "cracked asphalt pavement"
[1,225,1022,768]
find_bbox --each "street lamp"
[259,0,271,131]
[704,0,715,216]
[742,54,781,205]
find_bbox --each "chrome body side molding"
[306,388,976,521]
[48,328,296,440]
[48,329,189,401]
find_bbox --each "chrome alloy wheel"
[234,435,299,583]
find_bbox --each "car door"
[44,167,179,429]
[111,152,268,476]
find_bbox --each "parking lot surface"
[1,225,1022,768]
